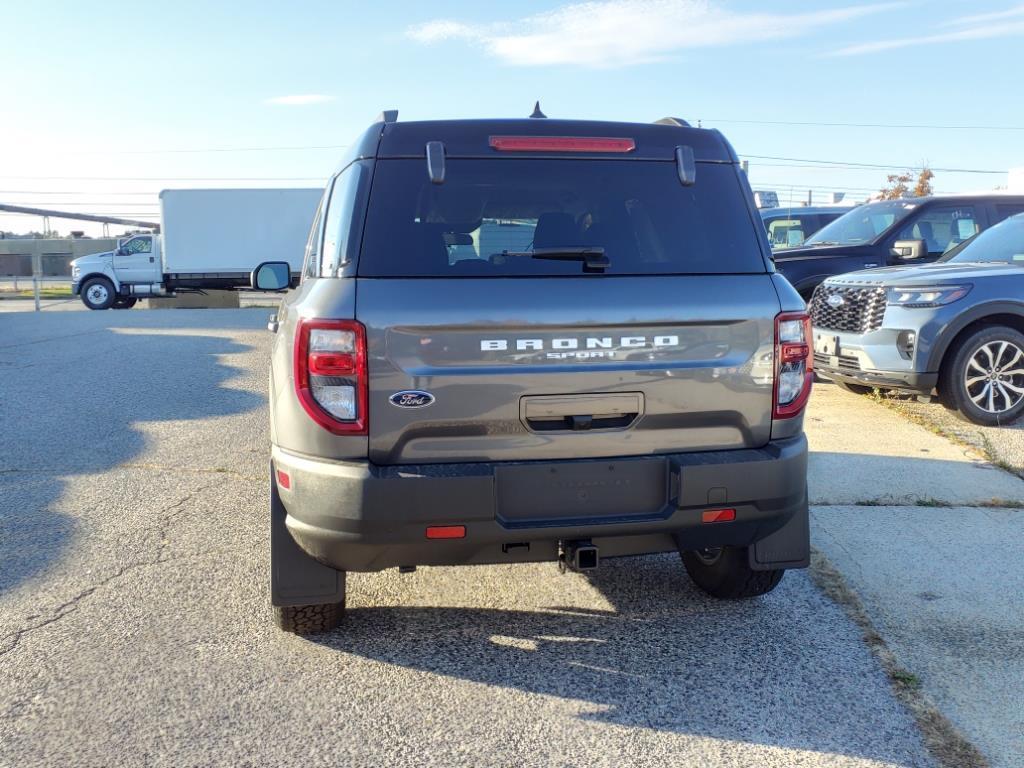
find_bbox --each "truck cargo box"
[159,188,321,275]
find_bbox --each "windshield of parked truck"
[357,159,767,276]
[942,213,1024,264]
[805,200,918,247]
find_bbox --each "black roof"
[338,112,738,169]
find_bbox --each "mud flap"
[749,489,810,571]
[269,463,346,606]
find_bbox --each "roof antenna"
[530,101,547,119]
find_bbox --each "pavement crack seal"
[809,548,989,768]
[0,481,222,659]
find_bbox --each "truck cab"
[110,234,162,285]
[71,233,163,309]
[774,195,1024,299]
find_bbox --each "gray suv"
[253,111,812,634]
[811,212,1024,426]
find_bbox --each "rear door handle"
[864,262,879,268]
[521,392,643,432]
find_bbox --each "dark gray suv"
[255,111,812,634]
[811,212,1024,426]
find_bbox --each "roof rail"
[654,117,692,128]
[377,109,399,124]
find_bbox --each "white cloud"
[405,0,899,67]
[940,3,1024,27]
[264,94,335,106]
[831,19,1024,56]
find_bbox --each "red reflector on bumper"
[702,508,736,523]
[276,469,291,490]
[426,525,466,540]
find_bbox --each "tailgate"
[359,275,779,465]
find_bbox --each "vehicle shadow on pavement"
[0,311,266,595]
[316,555,927,764]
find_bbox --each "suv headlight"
[886,284,971,308]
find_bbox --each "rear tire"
[833,379,873,396]
[681,546,784,599]
[273,593,346,635]
[112,297,137,309]
[80,277,116,310]
[939,325,1024,426]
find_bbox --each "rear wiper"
[500,247,610,273]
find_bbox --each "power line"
[741,154,1004,174]
[0,175,327,181]
[47,144,348,155]
[701,117,1024,132]
[2,201,159,207]
[0,190,165,195]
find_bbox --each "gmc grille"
[810,284,887,333]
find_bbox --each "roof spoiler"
[654,117,692,128]
[376,109,399,124]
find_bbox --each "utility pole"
[807,189,813,206]
[32,251,41,312]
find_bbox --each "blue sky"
[2,0,1022,235]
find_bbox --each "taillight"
[294,318,368,434]
[773,311,813,419]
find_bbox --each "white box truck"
[70,188,322,309]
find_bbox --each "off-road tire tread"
[273,601,344,635]
[681,546,785,599]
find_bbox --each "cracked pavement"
[0,308,1016,767]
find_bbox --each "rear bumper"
[71,280,81,296]
[272,436,808,573]
[816,364,938,393]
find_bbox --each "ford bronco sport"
[254,110,812,635]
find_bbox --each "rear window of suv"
[357,159,766,276]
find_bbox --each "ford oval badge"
[390,390,435,408]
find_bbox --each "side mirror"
[251,261,291,291]
[892,239,926,260]
[116,247,128,256]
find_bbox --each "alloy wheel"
[965,340,1024,414]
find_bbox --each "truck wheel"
[273,594,346,635]
[939,325,1024,426]
[833,379,873,395]
[681,546,784,598]
[112,297,137,309]
[81,277,116,310]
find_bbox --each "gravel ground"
[0,309,935,768]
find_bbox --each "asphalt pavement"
[1,307,1017,767]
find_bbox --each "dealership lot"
[2,308,1022,767]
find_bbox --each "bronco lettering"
[481,335,679,352]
